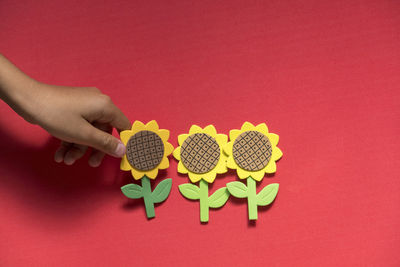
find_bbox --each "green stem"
[247,177,258,220]
[199,179,209,223]
[141,176,155,219]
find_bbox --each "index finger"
[101,98,131,133]
[109,104,131,133]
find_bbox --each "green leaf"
[151,179,172,203]
[256,183,279,206]
[226,181,248,198]
[179,183,200,200]
[208,187,230,208]
[121,183,143,199]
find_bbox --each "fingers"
[96,95,131,132]
[83,123,126,158]
[86,122,109,167]
[81,110,127,158]
[88,149,105,167]
[87,122,110,167]
[54,141,72,163]
[107,105,131,133]
[52,90,130,167]
[54,119,126,166]
[54,142,88,165]
[64,144,88,165]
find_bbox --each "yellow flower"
[173,125,228,183]
[120,120,174,180]
[224,122,283,181]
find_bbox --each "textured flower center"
[180,133,220,174]
[126,130,164,171]
[233,131,272,171]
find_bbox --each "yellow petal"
[215,134,228,147]
[227,156,237,169]
[203,125,217,136]
[146,168,159,179]
[131,121,145,131]
[158,157,169,169]
[189,125,203,134]
[120,130,133,144]
[178,134,189,146]
[131,168,145,180]
[173,147,181,161]
[229,129,241,141]
[265,160,277,173]
[188,172,202,183]
[237,167,250,179]
[164,142,174,156]
[268,133,279,146]
[255,123,269,135]
[272,146,283,161]
[218,151,227,162]
[241,122,255,131]
[158,129,170,142]
[177,161,188,174]
[203,172,217,183]
[224,142,233,156]
[146,120,159,131]
[120,156,132,171]
[216,160,228,174]
[250,171,264,181]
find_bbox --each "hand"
[0,55,131,167]
[29,84,131,167]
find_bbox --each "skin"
[0,54,131,167]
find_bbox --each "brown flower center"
[232,131,272,171]
[126,130,164,171]
[180,133,220,174]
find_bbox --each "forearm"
[0,54,129,165]
[0,54,41,123]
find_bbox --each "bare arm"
[0,54,130,167]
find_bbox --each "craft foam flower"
[120,120,174,180]
[173,125,228,183]
[224,122,283,181]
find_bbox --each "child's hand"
[0,54,130,167]
[31,84,130,167]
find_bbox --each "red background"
[1,0,399,266]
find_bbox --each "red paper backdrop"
[0,0,399,266]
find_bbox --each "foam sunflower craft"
[120,120,174,219]
[173,125,229,222]
[224,122,283,220]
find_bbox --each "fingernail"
[114,141,126,157]
[64,157,75,165]
[89,158,101,167]
[89,154,102,167]
[54,156,63,163]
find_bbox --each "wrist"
[0,54,43,124]
[9,79,44,124]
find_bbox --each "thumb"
[84,126,126,158]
